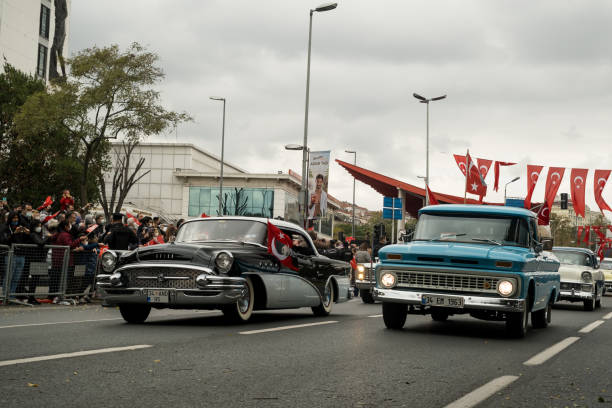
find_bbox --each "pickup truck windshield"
[552,251,592,266]
[414,214,529,247]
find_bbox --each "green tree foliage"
[15,43,191,205]
[0,63,92,206]
[333,211,417,243]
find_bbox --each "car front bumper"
[605,281,612,293]
[373,288,525,312]
[559,281,594,302]
[355,279,375,291]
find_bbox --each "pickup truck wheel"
[361,290,375,304]
[119,304,151,324]
[312,280,334,317]
[531,299,552,329]
[222,277,254,323]
[431,309,449,322]
[382,302,407,330]
[506,301,529,338]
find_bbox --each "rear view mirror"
[541,238,553,251]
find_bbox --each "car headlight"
[101,251,117,272]
[215,251,234,273]
[581,271,592,282]
[380,272,397,288]
[497,280,515,297]
[357,265,365,273]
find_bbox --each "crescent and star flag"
[477,158,493,180]
[593,169,612,213]
[570,168,588,218]
[126,212,141,226]
[583,226,590,244]
[465,152,487,197]
[37,196,53,211]
[493,161,516,192]
[267,220,298,271]
[145,235,165,246]
[426,184,439,205]
[593,226,606,240]
[577,226,584,242]
[544,167,565,210]
[524,165,544,210]
[453,154,467,176]
[537,202,550,225]
[43,211,60,224]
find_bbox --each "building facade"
[0,0,70,81]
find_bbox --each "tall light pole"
[413,92,446,206]
[504,176,520,203]
[345,150,356,238]
[302,2,338,226]
[210,96,226,216]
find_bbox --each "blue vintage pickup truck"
[373,204,560,338]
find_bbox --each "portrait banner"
[307,151,330,220]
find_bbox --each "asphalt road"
[1,296,611,408]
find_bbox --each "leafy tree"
[15,43,191,206]
[334,211,416,243]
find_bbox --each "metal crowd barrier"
[1,244,99,306]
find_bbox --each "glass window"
[600,260,612,269]
[414,214,529,247]
[188,187,274,218]
[36,44,47,79]
[552,251,592,266]
[39,5,50,39]
[176,219,267,244]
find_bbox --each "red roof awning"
[336,159,501,217]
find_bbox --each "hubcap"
[238,286,250,314]
[324,283,332,307]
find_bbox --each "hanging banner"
[524,165,543,210]
[493,161,516,192]
[594,169,612,213]
[570,168,588,218]
[307,151,330,220]
[544,167,565,210]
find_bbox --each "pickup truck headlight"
[581,271,592,282]
[380,272,397,288]
[497,280,515,297]
[357,265,365,280]
[215,251,234,273]
[101,251,117,272]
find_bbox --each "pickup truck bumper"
[373,288,525,312]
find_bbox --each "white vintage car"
[600,258,612,295]
[552,247,605,311]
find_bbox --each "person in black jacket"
[24,219,48,304]
[104,213,138,250]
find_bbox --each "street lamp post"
[504,176,521,203]
[301,2,337,226]
[413,92,446,206]
[345,150,356,239]
[210,96,226,216]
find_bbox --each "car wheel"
[382,302,407,330]
[222,277,254,323]
[431,308,449,322]
[584,286,596,311]
[361,289,375,304]
[119,304,151,324]
[531,299,552,329]
[312,280,334,316]
[506,299,529,338]
[595,284,602,308]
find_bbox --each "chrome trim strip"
[115,263,215,274]
[137,276,191,281]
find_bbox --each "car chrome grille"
[560,282,583,291]
[123,267,200,289]
[390,270,504,294]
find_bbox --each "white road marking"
[0,345,153,367]
[603,312,612,320]
[239,321,338,335]
[523,337,580,366]
[368,314,383,318]
[0,318,123,329]
[444,375,519,408]
[578,320,605,333]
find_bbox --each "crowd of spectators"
[0,190,182,305]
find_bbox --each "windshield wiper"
[428,233,466,242]
[471,238,502,246]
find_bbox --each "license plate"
[421,294,464,308]
[146,290,169,303]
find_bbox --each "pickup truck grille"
[124,267,199,289]
[393,270,503,294]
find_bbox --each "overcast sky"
[70,1,612,214]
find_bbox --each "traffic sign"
[383,197,403,220]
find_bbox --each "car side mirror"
[541,238,553,251]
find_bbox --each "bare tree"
[98,140,150,220]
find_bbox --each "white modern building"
[0,0,70,80]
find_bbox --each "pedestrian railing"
[1,244,99,306]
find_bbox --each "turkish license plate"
[421,294,464,308]
[146,290,169,303]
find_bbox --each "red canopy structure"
[336,159,502,218]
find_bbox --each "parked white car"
[552,247,604,311]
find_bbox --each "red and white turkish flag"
[537,202,550,225]
[597,242,605,262]
[593,169,612,213]
[477,158,493,180]
[453,154,467,176]
[126,212,141,226]
[426,184,439,205]
[577,226,584,242]
[267,221,298,271]
[583,226,591,244]
[524,165,544,210]
[465,152,487,197]
[544,167,565,210]
[570,168,588,218]
[493,161,516,192]
[593,226,606,240]
[37,196,53,211]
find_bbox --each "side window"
[529,219,539,247]
[284,230,315,256]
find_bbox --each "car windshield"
[414,214,529,247]
[176,219,267,245]
[553,251,592,266]
[600,260,612,269]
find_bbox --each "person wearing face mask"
[49,221,87,302]
[24,219,47,304]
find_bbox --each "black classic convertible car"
[96,217,351,323]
